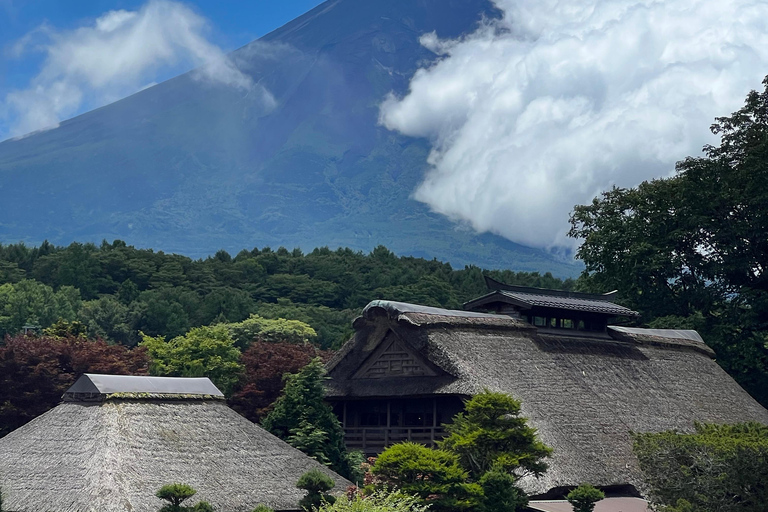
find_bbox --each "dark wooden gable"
[352,330,437,379]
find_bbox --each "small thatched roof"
[0,376,350,512]
[327,301,768,497]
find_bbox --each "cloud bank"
[380,0,768,251]
[3,0,264,139]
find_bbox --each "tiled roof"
[499,290,639,316]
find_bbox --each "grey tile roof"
[64,374,224,400]
[499,290,639,316]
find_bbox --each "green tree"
[633,423,768,512]
[478,469,528,512]
[157,484,197,509]
[156,484,213,512]
[262,359,354,478]
[140,325,243,395]
[79,296,135,345]
[296,469,336,511]
[566,484,605,512]
[251,506,274,512]
[372,442,481,512]
[569,76,768,406]
[438,391,551,479]
[0,280,81,336]
[228,314,317,349]
[317,489,430,512]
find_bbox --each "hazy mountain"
[0,0,579,276]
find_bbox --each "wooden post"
[431,398,437,445]
[385,400,391,446]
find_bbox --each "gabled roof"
[0,380,350,512]
[327,300,768,497]
[63,374,224,401]
[464,279,639,317]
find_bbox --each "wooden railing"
[344,427,445,453]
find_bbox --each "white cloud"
[380,0,768,251]
[3,0,265,138]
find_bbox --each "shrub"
[478,468,528,512]
[566,484,605,512]
[297,469,336,511]
[372,442,481,512]
[155,483,214,512]
[633,422,768,512]
[156,483,197,508]
[251,506,274,512]
[318,488,430,512]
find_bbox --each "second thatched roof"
[0,376,350,512]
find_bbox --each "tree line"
[0,242,574,349]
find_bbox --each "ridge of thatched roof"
[362,299,531,328]
[607,326,715,357]
[327,300,768,497]
[0,399,350,512]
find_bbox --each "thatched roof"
[0,376,350,512]
[327,301,768,497]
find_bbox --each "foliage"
[157,483,197,507]
[371,442,481,512]
[0,241,575,348]
[297,469,336,511]
[0,280,80,336]
[632,422,768,512]
[566,484,604,512]
[228,314,317,349]
[0,334,148,437]
[228,341,330,422]
[569,77,768,406]
[477,469,527,512]
[156,483,213,512]
[251,506,274,512]
[140,325,243,396]
[317,488,430,512]
[438,391,551,479]
[262,358,354,478]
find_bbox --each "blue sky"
[0,0,324,138]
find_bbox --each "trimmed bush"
[566,484,604,512]
[297,469,336,511]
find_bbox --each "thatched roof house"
[325,299,768,498]
[0,374,350,512]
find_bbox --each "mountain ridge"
[0,0,580,276]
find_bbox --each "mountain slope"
[0,0,579,276]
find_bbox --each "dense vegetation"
[570,76,768,406]
[633,423,768,512]
[0,242,573,349]
[366,392,551,512]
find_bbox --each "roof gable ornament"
[352,331,437,379]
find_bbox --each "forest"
[0,241,573,349]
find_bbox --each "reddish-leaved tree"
[0,334,148,437]
[229,341,332,423]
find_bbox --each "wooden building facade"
[325,283,768,498]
